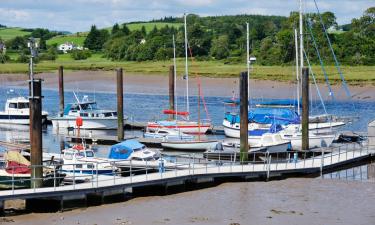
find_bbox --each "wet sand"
[3,178,375,225]
[0,71,374,100]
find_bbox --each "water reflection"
[323,161,375,182]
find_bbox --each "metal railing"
[0,143,374,196]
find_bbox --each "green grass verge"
[0,55,374,85]
[0,27,31,41]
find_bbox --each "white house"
[58,42,75,53]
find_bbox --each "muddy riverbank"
[3,178,375,225]
[0,71,374,100]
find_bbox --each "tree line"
[0,7,374,65]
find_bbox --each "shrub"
[71,50,91,60]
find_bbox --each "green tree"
[112,23,120,35]
[84,25,108,51]
[210,35,230,59]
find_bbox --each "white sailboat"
[147,14,212,134]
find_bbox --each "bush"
[17,53,29,63]
[71,50,91,60]
[0,54,10,63]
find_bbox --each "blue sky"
[0,0,373,32]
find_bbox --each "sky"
[0,0,373,32]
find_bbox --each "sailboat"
[222,3,345,143]
[160,19,218,151]
[147,14,212,135]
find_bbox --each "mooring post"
[302,67,309,151]
[117,68,124,141]
[240,71,249,162]
[169,65,175,120]
[58,65,64,117]
[29,79,43,188]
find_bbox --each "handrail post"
[73,164,76,190]
[54,164,56,191]
[12,166,15,194]
[303,152,306,168]
[312,152,315,167]
[96,162,99,188]
[146,159,148,180]
[192,153,195,175]
[130,159,132,183]
[320,149,324,177]
[113,164,116,185]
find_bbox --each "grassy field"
[0,27,31,40]
[0,55,374,85]
[46,34,86,46]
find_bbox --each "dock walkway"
[0,143,374,211]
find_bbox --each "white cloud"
[0,0,373,32]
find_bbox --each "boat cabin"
[4,97,29,113]
[63,101,117,118]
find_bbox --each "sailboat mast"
[246,22,250,109]
[294,28,300,115]
[173,34,178,120]
[299,0,304,70]
[184,13,190,120]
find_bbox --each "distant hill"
[0,27,32,40]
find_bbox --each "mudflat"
[0,71,374,100]
[3,178,375,225]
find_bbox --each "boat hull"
[51,117,122,130]
[223,120,345,138]
[161,140,218,151]
[281,134,335,150]
[0,114,48,125]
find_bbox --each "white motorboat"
[144,127,194,141]
[47,145,116,175]
[51,94,126,130]
[107,139,184,174]
[0,97,48,125]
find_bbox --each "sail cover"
[4,151,31,174]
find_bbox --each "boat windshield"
[18,103,29,109]
[80,102,98,110]
[133,146,146,151]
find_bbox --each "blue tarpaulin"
[225,108,300,125]
[108,139,144,159]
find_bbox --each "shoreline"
[0,71,374,101]
[3,178,375,225]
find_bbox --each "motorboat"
[0,97,48,125]
[49,144,117,175]
[107,139,180,175]
[144,127,194,141]
[51,94,126,130]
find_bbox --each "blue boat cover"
[108,139,144,159]
[258,99,299,107]
[225,108,300,125]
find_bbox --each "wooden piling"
[302,67,309,150]
[117,68,124,141]
[58,66,64,117]
[240,71,249,162]
[29,79,43,188]
[169,65,175,119]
